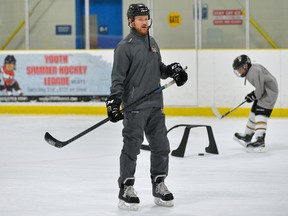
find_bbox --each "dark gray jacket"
[110,28,169,109]
[246,64,278,109]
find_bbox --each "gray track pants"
[118,107,170,187]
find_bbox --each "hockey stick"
[212,100,246,119]
[45,80,176,148]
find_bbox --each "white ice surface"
[0,115,288,216]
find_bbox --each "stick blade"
[211,106,223,119]
[44,132,65,148]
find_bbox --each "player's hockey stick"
[212,100,246,119]
[45,80,176,148]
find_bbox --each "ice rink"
[1,115,288,216]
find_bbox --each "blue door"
[76,0,122,49]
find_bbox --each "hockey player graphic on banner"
[0,55,23,96]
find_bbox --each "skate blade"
[233,136,249,148]
[154,197,174,207]
[246,146,265,153]
[118,200,139,211]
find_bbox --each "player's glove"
[166,62,188,86]
[106,96,124,123]
[245,91,257,103]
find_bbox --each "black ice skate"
[233,132,254,147]
[246,134,265,153]
[118,177,140,211]
[152,175,174,207]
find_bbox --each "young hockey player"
[105,3,188,211]
[232,54,278,152]
[0,55,23,96]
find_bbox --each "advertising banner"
[0,51,112,102]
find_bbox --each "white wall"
[162,49,286,108]
[1,49,286,108]
[199,50,285,108]
[161,50,198,106]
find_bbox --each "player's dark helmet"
[4,55,16,65]
[233,54,251,78]
[232,54,251,70]
[127,3,150,21]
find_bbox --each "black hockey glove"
[106,96,124,123]
[245,91,257,103]
[166,62,188,86]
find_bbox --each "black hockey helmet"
[233,54,251,78]
[232,54,251,70]
[4,55,16,65]
[127,3,150,21]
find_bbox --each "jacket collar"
[130,28,148,41]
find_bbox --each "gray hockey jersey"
[246,64,278,109]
